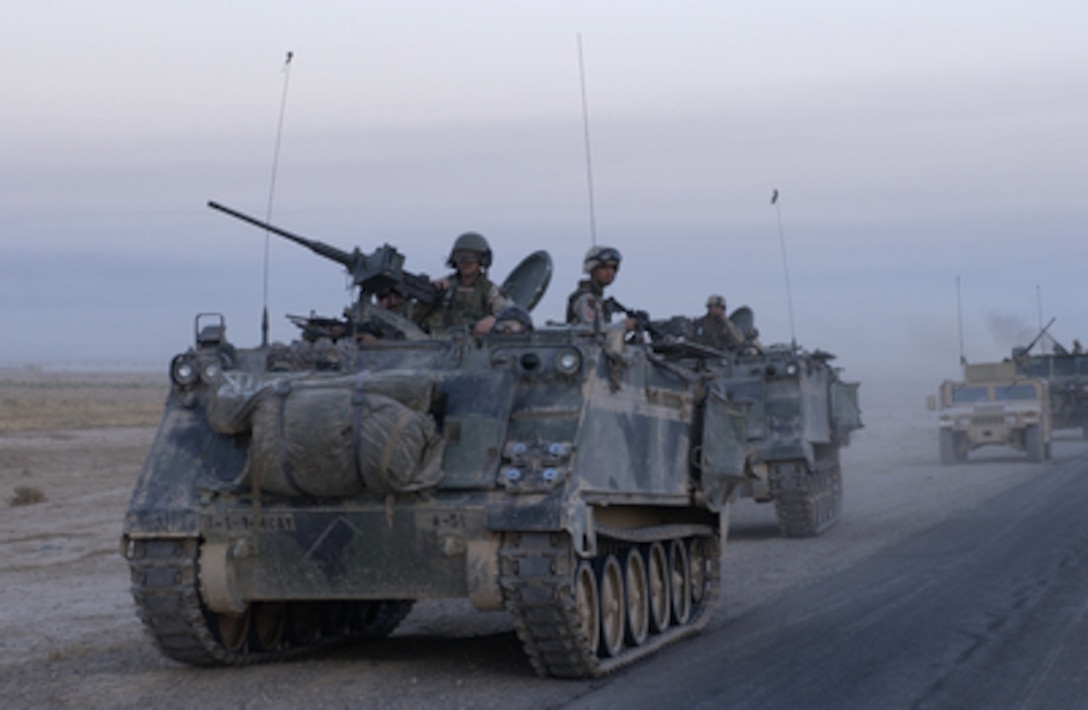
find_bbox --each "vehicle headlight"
[784,361,799,377]
[555,348,582,375]
[171,355,198,386]
[201,361,222,383]
[1005,414,1017,425]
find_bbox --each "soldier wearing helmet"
[567,245,624,325]
[419,231,513,335]
[492,304,533,335]
[691,293,745,350]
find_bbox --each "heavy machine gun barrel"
[1023,317,1057,355]
[208,200,438,305]
[208,200,355,267]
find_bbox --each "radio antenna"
[956,275,966,365]
[770,188,797,348]
[577,33,598,246]
[260,50,295,347]
[1036,284,1046,355]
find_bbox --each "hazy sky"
[2,1,1086,383]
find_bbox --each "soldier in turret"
[418,232,512,335]
[692,294,746,350]
[567,245,624,325]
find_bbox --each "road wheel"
[574,559,600,656]
[623,548,649,647]
[213,607,250,652]
[646,542,671,633]
[668,539,691,625]
[250,602,286,651]
[598,555,626,657]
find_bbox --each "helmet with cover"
[583,245,622,275]
[492,305,533,334]
[447,232,492,268]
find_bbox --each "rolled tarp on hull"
[208,371,444,497]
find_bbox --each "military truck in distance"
[120,205,752,678]
[928,361,1051,464]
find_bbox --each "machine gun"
[1013,317,1058,359]
[208,201,438,305]
[604,297,666,341]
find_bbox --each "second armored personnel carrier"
[646,305,863,538]
[928,361,1051,464]
[710,341,862,537]
[120,205,751,678]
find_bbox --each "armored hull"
[122,323,746,677]
[710,345,862,537]
[1015,353,1088,438]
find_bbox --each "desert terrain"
[1,369,1081,709]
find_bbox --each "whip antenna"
[957,275,966,365]
[577,33,598,245]
[261,50,294,347]
[1036,284,1046,355]
[770,188,797,348]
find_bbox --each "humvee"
[928,361,1051,464]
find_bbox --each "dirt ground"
[1,371,1081,709]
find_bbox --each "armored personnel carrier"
[1015,353,1088,438]
[928,361,1051,463]
[715,342,861,537]
[120,205,751,678]
[1011,323,1088,438]
[645,306,863,538]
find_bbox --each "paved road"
[570,451,1088,710]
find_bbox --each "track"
[498,527,720,678]
[125,537,413,666]
[771,453,843,537]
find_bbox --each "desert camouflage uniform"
[691,314,746,350]
[566,279,617,325]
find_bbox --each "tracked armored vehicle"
[648,307,863,538]
[715,342,861,537]
[1015,352,1088,438]
[120,205,750,678]
[1011,323,1088,439]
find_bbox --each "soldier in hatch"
[492,305,533,335]
[418,232,513,335]
[567,245,625,325]
[691,294,746,350]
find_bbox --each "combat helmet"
[706,294,726,309]
[447,231,492,268]
[583,245,622,274]
[492,304,533,334]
